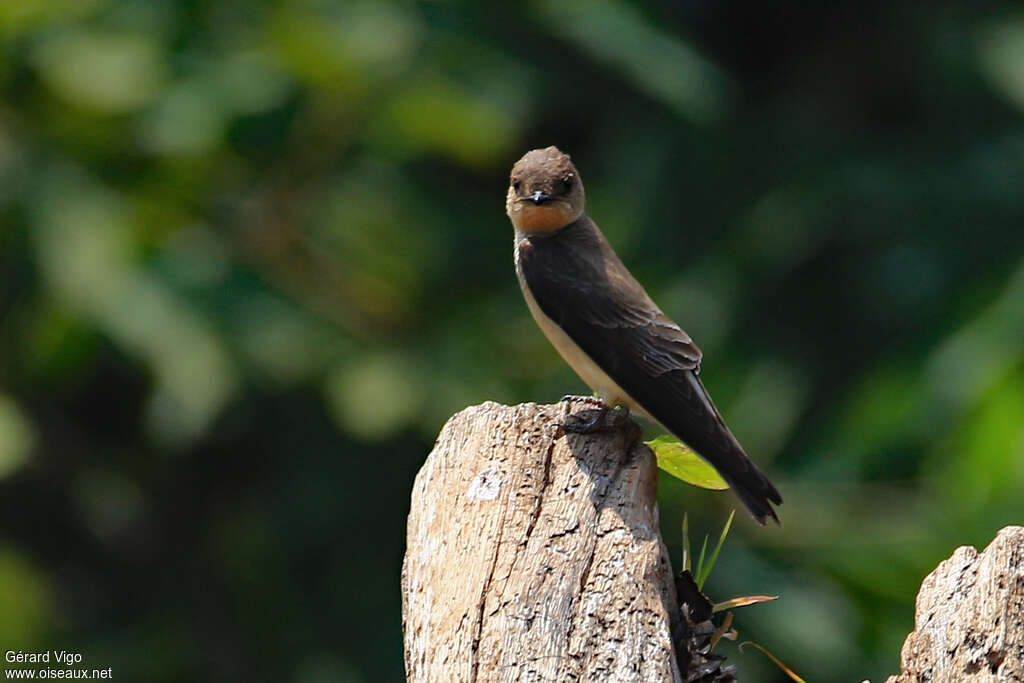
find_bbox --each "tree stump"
[887,526,1024,682]
[402,401,683,682]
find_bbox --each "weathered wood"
[887,525,1024,682]
[402,401,683,682]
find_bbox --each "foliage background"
[2,0,1024,680]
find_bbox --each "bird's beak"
[522,191,554,205]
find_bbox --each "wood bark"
[402,400,683,682]
[887,525,1024,682]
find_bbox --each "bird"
[507,146,782,524]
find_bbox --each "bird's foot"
[560,405,608,434]
[560,394,605,408]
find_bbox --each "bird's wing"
[518,222,783,525]
[517,228,702,380]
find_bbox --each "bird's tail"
[705,435,782,525]
[655,373,783,525]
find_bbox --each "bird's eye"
[563,178,573,192]
[512,179,521,191]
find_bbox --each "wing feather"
[518,220,702,381]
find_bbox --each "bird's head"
[506,146,585,234]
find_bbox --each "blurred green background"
[1,0,1023,680]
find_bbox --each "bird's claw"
[560,405,608,434]
[559,394,605,407]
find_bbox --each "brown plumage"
[507,146,782,524]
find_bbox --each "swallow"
[507,146,782,524]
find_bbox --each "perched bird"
[507,146,782,524]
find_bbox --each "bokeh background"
[2,0,1023,680]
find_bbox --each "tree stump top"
[888,525,1024,682]
[402,401,683,682]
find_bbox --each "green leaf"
[696,509,734,589]
[646,435,729,490]
[680,512,691,573]
[694,534,709,587]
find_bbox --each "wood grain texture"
[402,400,683,682]
[887,526,1024,682]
